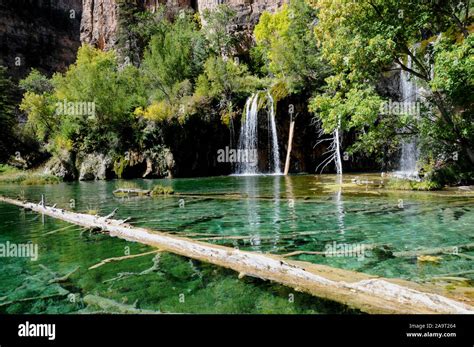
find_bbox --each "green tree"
[141,12,208,102]
[19,69,53,94]
[308,0,474,165]
[254,0,329,93]
[0,67,17,161]
[201,4,240,58]
[20,45,146,155]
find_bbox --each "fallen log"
[0,293,69,308]
[83,295,160,314]
[451,253,474,260]
[113,188,150,197]
[1,195,473,314]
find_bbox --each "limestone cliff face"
[80,0,284,51]
[80,0,119,51]
[0,0,285,77]
[0,0,82,78]
[198,0,284,28]
[80,0,193,51]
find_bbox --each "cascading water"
[236,94,259,175]
[266,92,281,174]
[396,53,420,180]
[235,92,281,175]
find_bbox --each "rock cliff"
[0,0,82,78]
[0,0,285,77]
[80,0,284,51]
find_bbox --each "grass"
[115,181,141,190]
[0,165,61,186]
[386,178,442,191]
[85,206,100,215]
[150,184,174,196]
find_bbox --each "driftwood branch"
[103,208,119,220]
[89,250,161,270]
[49,266,80,284]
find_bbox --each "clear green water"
[0,174,472,313]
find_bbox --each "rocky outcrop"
[80,0,193,51]
[0,0,285,77]
[114,148,175,179]
[199,0,286,54]
[78,153,113,180]
[146,147,175,178]
[80,0,119,51]
[43,151,77,181]
[80,0,284,51]
[60,147,176,181]
[198,0,285,27]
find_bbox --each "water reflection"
[334,175,345,234]
[243,176,261,251]
[270,175,281,251]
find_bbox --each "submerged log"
[1,195,473,314]
[113,189,151,197]
[0,293,69,308]
[393,243,474,258]
[83,295,160,314]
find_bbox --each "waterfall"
[334,118,342,175]
[266,92,282,174]
[236,94,259,175]
[396,53,420,180]
[235,92,281,175]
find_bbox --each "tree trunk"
[284,119,295,175]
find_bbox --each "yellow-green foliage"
[254,5,291,75]
[151,184,174,195]
[113,156,129,179]
[19,92,56,142]
[195,57,257,98]
[254,0,325,93]
[116,181,140,190]
[0,164,20,175]
[269,80,290,103]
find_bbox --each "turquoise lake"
[0,174,472,313]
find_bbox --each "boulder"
[43,152,77,180]
[78,153,113,180]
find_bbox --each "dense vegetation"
[1,0,472,187]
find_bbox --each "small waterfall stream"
[266,92,281,174]
[235,92,281,175]
[396,53,420,180]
